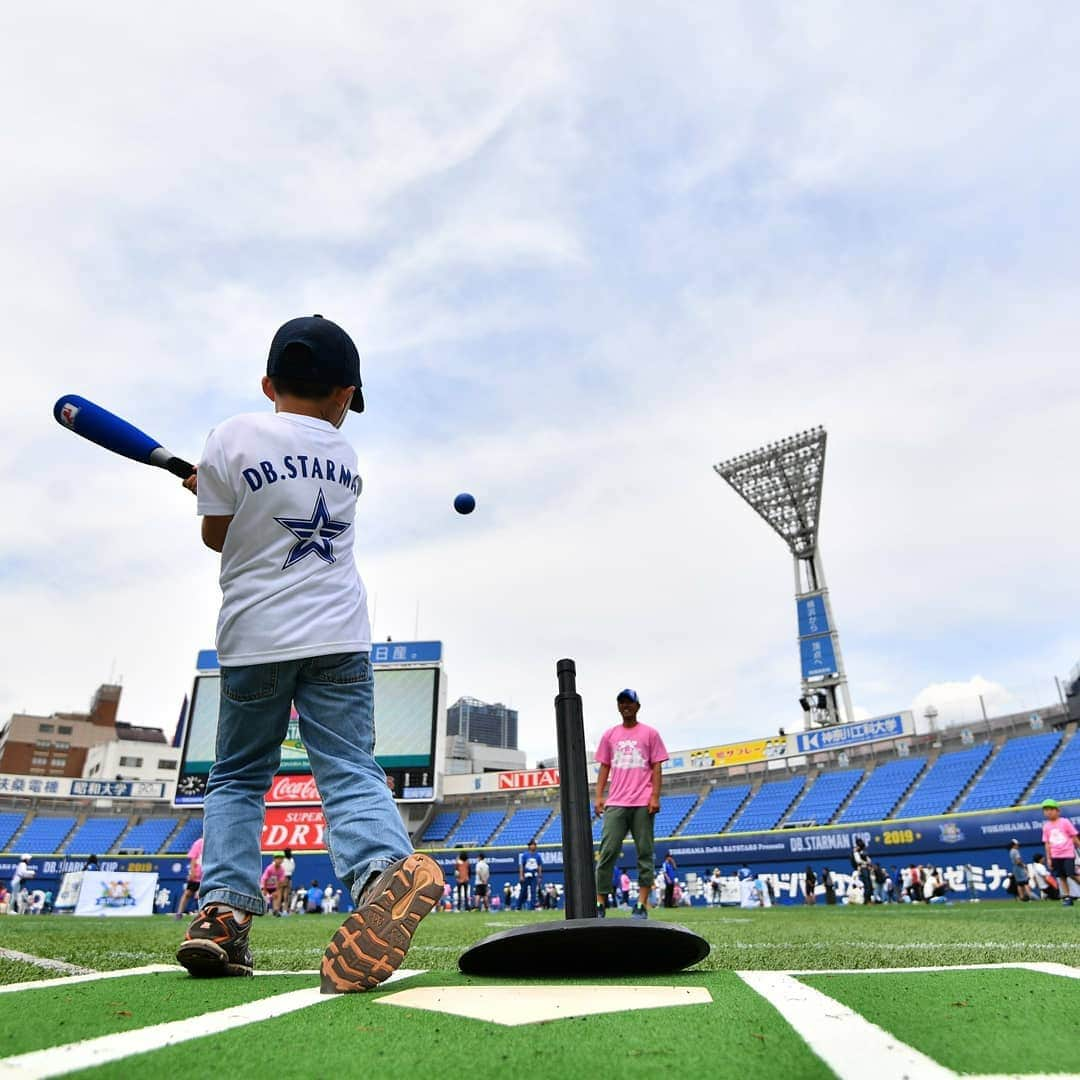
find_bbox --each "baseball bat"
[53,394,195,479]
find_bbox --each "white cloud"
[1,4,1078,771]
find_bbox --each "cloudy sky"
[2,3,1078,767]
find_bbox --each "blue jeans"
[200,653,412,916]
[518,875,538,909]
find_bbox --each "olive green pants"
[595,803,655,894]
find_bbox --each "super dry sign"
[498,768,561,790]
[261,807,326,851]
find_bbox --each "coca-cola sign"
[261,807,327,851]
[266,774,322,806]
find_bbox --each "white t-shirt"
[281,857,296,879]
[475,860,490,886]
[12,860,33,888]
[197,412,371,664]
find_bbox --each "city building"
[444,696,525,774]
[447,697,518,749]
[0,684,168,778]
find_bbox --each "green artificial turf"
[5,902,1079,980]
[3,903,1078,1079]
[62,970,833,1080]
[1,972,314,1057]
[801,967,1080,1075]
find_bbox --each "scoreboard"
[174,642,445,806]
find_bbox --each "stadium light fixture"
[714,427,854,730]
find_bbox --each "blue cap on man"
[616,688,639,703]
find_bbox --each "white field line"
[0,964,175,995]
[0,987,331,1079]
[0,950,95,977]
[722,941,1080,951]
[739,965,1080,1080]
[775,961,1080,977]
[0,967,426,1079]
[739,970,953,1080]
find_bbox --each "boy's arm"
[201,515,233,552]
[594,763,611,816]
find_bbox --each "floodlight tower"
[713,427,854,729]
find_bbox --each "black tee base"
[457,918,710,977]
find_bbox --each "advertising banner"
[265,774,322,806]
[793,712,912,754]
[0,774,168,800]
[73,870,158,916]
[498,768,561,790]
[261,807,327,851]
[686,737,790,770]
[54,871,85,910]
[796,593,830,638]
[800,633,838,679]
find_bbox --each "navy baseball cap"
[267,314,364,413]
[616,688,639,703]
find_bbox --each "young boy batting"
[176,314,443,992]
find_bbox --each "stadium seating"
[1029,732,1080,805]
[681,785,751,835]
[489,807,553,847]
[420,810,461,844]
[0,812,26,852]
[652,793,699,837]
[838,757,927,823]
[65,816,129,855]
[16,816,77,854]
[445,810,506,847]
[536,813,603,845]
[728,776,805,833]
[119,817,178,854]
[957,731,1062,812]
[166,818,203,853]
[785,769,863,826]
[895,743,992,818]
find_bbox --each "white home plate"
[375,985,712,1026]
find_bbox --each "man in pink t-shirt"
[593,688,668,919]
[174,835,204,919]
[1041,799,1080,907]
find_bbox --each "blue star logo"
[274,488,350,570]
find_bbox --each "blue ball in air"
[454,492,476,515]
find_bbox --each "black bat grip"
[163,456,195,480]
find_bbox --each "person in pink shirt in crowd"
[174,836,204,919]
[1041,799,1080,908]
[593,688,668,920]
[260,854,289,914]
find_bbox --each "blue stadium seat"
[167,818,203,854]
[838,757,927,823]
[489,807,553,847]
[681,785,751,835]
[16,816,77,854]
[120,817,178,854]
[786,769,863,826]
[66,817,128,855]
[445,810,506,847]
[541,815,605,845]
[957,732,1062,812]
[1030,733,1080,805]
[728,776,805,833]
[0,812,26,852]
[653,794,699,837]
[420,811,460,844]
[895,744,992,818]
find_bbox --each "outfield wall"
[424,800,1080,904]
[3,801,1076,910]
